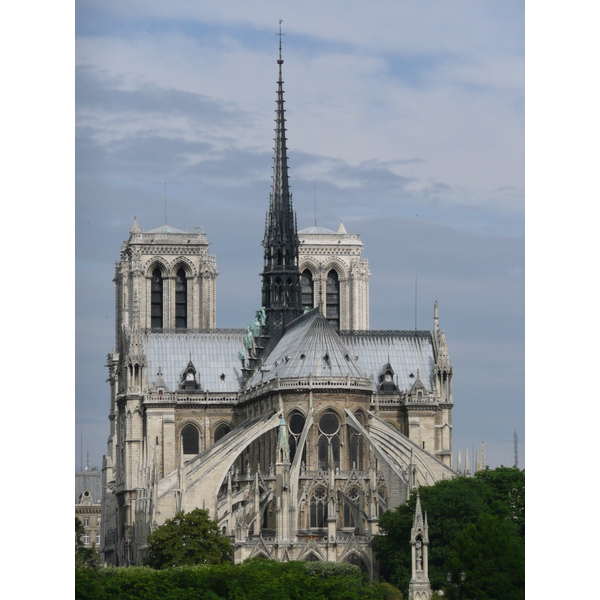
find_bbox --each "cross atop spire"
[277,19,284,63]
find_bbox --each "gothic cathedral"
[101,37,456,576]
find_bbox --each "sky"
[75,1,525,471]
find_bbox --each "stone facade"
[76,469,102,550]
[101,40,456,574]
[298,221,370,331]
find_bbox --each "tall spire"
[261,23,302,336]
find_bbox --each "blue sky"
[75,1,524,470]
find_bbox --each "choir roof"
[142,319,435,394]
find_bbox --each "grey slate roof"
[140,325,434,395]
[75,470,102,504]
[143,330,246,393]
[340,332,435,392]
[248,310,367,387]
[298,225,338,234]
[146,224,187,234]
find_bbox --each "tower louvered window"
[175,268,187,328]
[151,268,163,328]
[300,269,314,312]
[326,269,340,330]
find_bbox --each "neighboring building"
[76,468,102,549]
[101,37,455,573]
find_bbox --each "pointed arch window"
[151,268,163,328]
[349,412,364,471]
[300,269,314,312]
[309,487,328,528]
[318,412,340,470]
[343,487,359,529]
[175,268,187,328]
[181,424,199,455]
[288,412,306,465]
[377,487,388,517]
[214,423,231,444]
[274,277,283,305]
[345,553,369,574]
[326,269,340,331]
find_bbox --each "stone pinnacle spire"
[261,24,302,336]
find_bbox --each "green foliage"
[373,467,525,595]
[145,508,232,569]
[446,513,525,600]
[303,561,362,578]
[475,466,525,541]
[76,561,393,599]
[379,581,403,600]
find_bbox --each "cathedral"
[100,37,457,576]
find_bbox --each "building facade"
[76,468,102,550]
[101,39,456,574]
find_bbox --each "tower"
[260,31,302,336]
[408,492,432,600]
[297,220,371,331]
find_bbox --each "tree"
[446,513,525,600]
[373,467,525,593]
[145,508,232,569]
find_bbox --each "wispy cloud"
[75,1,524,469]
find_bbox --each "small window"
[83,517,89,527]
[83,534,90,545]
[96,533,100,544]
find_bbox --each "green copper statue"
[252,312,261,337]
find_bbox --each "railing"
[242,375,372,401]
[144,392,239,405]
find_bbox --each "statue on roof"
[260,307,267,326]
[253,312,261,337]
[246,325,254,351]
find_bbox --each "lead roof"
[247,310,367,387]
[142,324,435,395]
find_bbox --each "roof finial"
[277,19,284,63]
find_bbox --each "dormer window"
[180,360,201,392]
[378,362,397,393]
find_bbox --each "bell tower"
[260,26,302,337]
